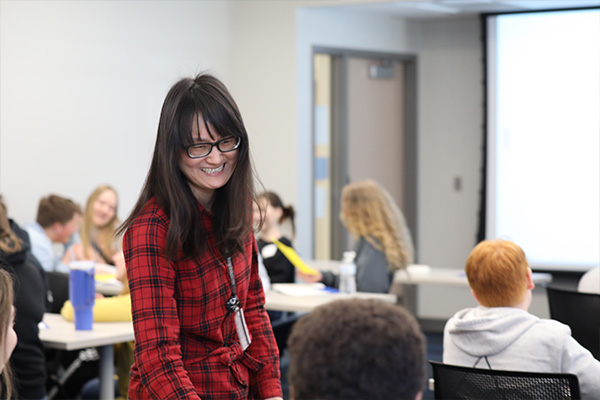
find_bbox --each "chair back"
[46,271,70,313]
[429,361,581,400]
[545,285,600,360]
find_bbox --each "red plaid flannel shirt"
[124,198,282,399]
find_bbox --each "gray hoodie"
[443,306,600,399]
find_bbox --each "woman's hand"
[296,269,322,284]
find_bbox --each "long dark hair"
[118,73,255,260]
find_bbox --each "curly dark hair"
[287,298,426,400]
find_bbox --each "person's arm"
[560,331,600,400]
[243,238,283,399]
[125,211,201,400]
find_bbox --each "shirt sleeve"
[125,212,201,400]
[320,270,340,289]
[560,332,600,400]
[242,239,283,399]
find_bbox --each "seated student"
[444,239,600,400]
[578,266,600,294]
[0,268,17,400]
[25,194,82,273]
[68,185,126,282]
[0,195,47,400]
[287,298,425,400]
[254,191,297,284]
[299,180,414,293]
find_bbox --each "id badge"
[234,308,251,351]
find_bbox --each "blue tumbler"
[69,261,96,330]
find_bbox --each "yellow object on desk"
[271,237,319,275]
[61,294,132,322]
[95,273,116,282]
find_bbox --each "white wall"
[0,0,234,223]
[1,2,488,319]
[231,2,299,205]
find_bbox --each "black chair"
[46,271,70,314]
[545,285,600,360]
[429,361,581,400]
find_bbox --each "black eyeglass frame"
[185,136,241,159]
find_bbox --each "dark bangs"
[177,80,247,148]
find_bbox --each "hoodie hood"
[445,306,539,358]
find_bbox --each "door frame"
[311,47,419,260]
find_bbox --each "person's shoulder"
[23,221,40,231]
[135,198,167,221]
[127,198,169,233]
[24,222,45,240]
[530,316,572,339]
[578,267,600,294]
[280,236,293,246]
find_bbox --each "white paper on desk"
[272,283,329,297]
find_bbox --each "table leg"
[403,284,418,316]
[98,344,114,400]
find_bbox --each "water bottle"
[339,251,357,294]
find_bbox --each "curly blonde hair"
[340,180,413,271]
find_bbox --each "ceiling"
[333,0,600,20]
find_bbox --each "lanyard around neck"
[225,256,240,312]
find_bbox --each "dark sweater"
[0,220,47,399]
[257,236,296,284]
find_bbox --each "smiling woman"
[117,73,283,400]
[66,185,127,282]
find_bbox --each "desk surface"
[40,313,134,351]
[265,284,397,313]
[394,267,553,287]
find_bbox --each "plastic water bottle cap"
[342,251,356,264]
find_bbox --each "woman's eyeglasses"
[185,136,241,159]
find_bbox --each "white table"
[40,313,134,400]
[265,283,397,313]
[393,267,553,315]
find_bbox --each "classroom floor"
[278,330,443,399]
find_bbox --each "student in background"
[443,239,600,400]
[0,195,47,400]
[299,180,414,293]
[118,73,282,399]
[578,266,600,294]
[0,268,17,400]
[25,194,82,273]
[287,298,425,400]
[254,191,296,284]
[69,185,126,281]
